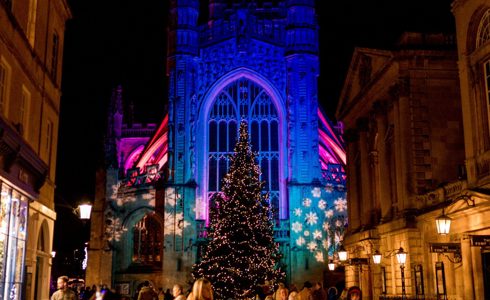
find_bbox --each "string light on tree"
[192,122,284,299]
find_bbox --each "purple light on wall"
[318,109,346,166]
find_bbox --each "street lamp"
[328,260,335,271]
[52,200,93,284]
[435,211,451,235]
[372,250,382,265]
[371,247,408,298]
[338,245,348,262]
[434,194,475,235]
[77,203,92,220]
[395,247,407,300]
[56,200,93,220]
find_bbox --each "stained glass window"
[208,78,280,221]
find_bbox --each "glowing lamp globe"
[396,247,407,265]
[435,213,451,235]
[372,250,382,264]
[338,246,348,262]
[78,203,93,220]
[328,261,335,271]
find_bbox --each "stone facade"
[0,0,71,299]
[337,0,490,297]
[86,0,347,297]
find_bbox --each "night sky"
[53,0,454,259]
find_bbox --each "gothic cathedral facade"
[86,0,346,294]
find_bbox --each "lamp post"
[395,247,407,300]
[53,200,93,282]
[371,247,408,299]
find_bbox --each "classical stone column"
[345,129,361,231]
[358,118,373,227]
[461,237,475,299]
[373,101,391,221]
[390,79,410,213]
[472,243,484,298]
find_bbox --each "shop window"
[0,183,29,300]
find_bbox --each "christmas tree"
[193,121,283,299]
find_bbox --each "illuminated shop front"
[0,181,29,300]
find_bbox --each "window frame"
[45,119,53,165]
[131,214,163,268]
[51,32,59,81]
[0,57,12,118]
[26,0,39,47]
[20,85,31,140]
[206,78,281,221]
[476,9,490,49]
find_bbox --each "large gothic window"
[132,214,162,267]
[208,78,280,221]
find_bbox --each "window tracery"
[207,78,280,221]
[476,9,490,48]
[132,214,162,267]
[484,60,490,133]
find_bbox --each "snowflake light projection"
[103,185,158,249]
[105,212,127,243]
[311,188,322,198]
[294,208,302,216]
[334,197,347,212]
[292,221,303,233]
[305,212,318,225]
[291,185,347,263]
[164,187,187,237]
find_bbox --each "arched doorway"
[34,221,50,300]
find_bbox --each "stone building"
[85,0,347,296]
[0,0,71,299]
[337,0,490,297]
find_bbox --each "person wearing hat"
[346,286,361,300]
[296,281,313,300]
